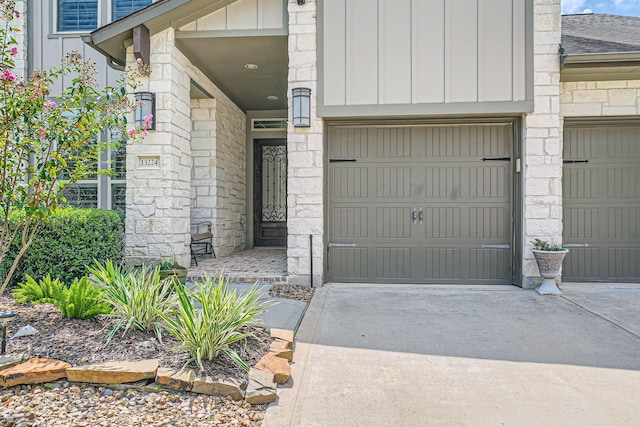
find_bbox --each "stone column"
[521,0,563,287]
[287,0,323,286]
[125,27,192,268]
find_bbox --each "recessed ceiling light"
[267,95,279,101]
[244,64,259,70]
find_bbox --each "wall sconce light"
[297,0,305,4]
[292,87,311,127]
[135,92,156,130]
[0,311,16,354]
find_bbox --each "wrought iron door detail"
[261,145,287,222]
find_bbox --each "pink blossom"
[0,70,16,82]
[39,129,46,138]
[10,47,18,57]
[127,128,136,137]
[44,100,56,110]
[142,130,149,137]
[143,114,153,123]
[136,58,142,66]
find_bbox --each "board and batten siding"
[179,0,286,32]
[29,1,121,94]
[319,0,533,117]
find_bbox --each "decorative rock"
[156,367,195,392]
[269,339,294,362]
[254,353,291,384]
[66,359,158,384]
[191,375,245,401]
[0,355,25,372]
[245,368,277,405]
[0,358,70,387]
[11,325,37,339]
[270,328,294,344]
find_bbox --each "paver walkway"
[264,283,640,427]
[188,248,287,284]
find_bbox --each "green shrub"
[12,274,66,304]
[57,277,112,320]
[158,275,275,372]
[88,260,177,343]
[2,208,124,287]
[12,274,111,320]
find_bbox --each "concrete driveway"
[264,283,640,427]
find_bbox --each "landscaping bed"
[0,284,314,426]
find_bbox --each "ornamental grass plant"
[87,260,177,344]
[158,275,275,372]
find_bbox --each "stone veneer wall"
[1,0,27,80]
[125,28,192,268]
[287,0,323,286]
[126,27,246,267]
[215,99,247,256]
[12,0,27,80]
[188,59,247,257]
[560,80,640,116]
[190,98,217,234]
[521,0,563,287]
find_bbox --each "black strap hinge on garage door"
[563,159,589,164]
[482,157,511,161]
[329,159,357,163]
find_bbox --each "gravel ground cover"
[0,284,314,426]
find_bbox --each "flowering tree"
[0,1,151,294]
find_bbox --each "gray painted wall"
[29,0,122,93]
[180,0,286,31]
[318,0,533,117]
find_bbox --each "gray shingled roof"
[562,14,640,54]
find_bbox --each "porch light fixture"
[135,91,156,131]
[0,311,16,354]
[292,87,311,127]
[297,0,305,4]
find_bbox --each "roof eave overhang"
[560,52,640,82]
[82,0,238,68]
[562,51,640,68]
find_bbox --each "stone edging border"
[0,327,295,405]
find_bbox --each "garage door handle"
[563,243,590,248]
[418,208,423,225]
[412,208,417,224]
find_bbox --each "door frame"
[253,139,288,247]
[324,117,522,285]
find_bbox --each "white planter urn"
[532,249,569,295]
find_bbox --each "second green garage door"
[563,122,640,282]
[327,123,514,284]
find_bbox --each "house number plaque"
[138,156,160,168]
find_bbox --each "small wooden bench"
[190,221,216,266]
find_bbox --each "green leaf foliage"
[158,275,276,372]
[12,274,111,320]
[531,238,565,251]
[88,260,177,344]
[57,276,112,320]
[2,208,124,287]
[12,274,65,304]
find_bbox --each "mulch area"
[0,284,314,379]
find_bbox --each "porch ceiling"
[176,35,289,111]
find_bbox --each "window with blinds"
[57,0,98,32]
[113,0,152,20]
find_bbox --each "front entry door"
[254,140,287,246]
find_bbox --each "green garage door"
[327,123,514,284]
[563,123,640,282]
